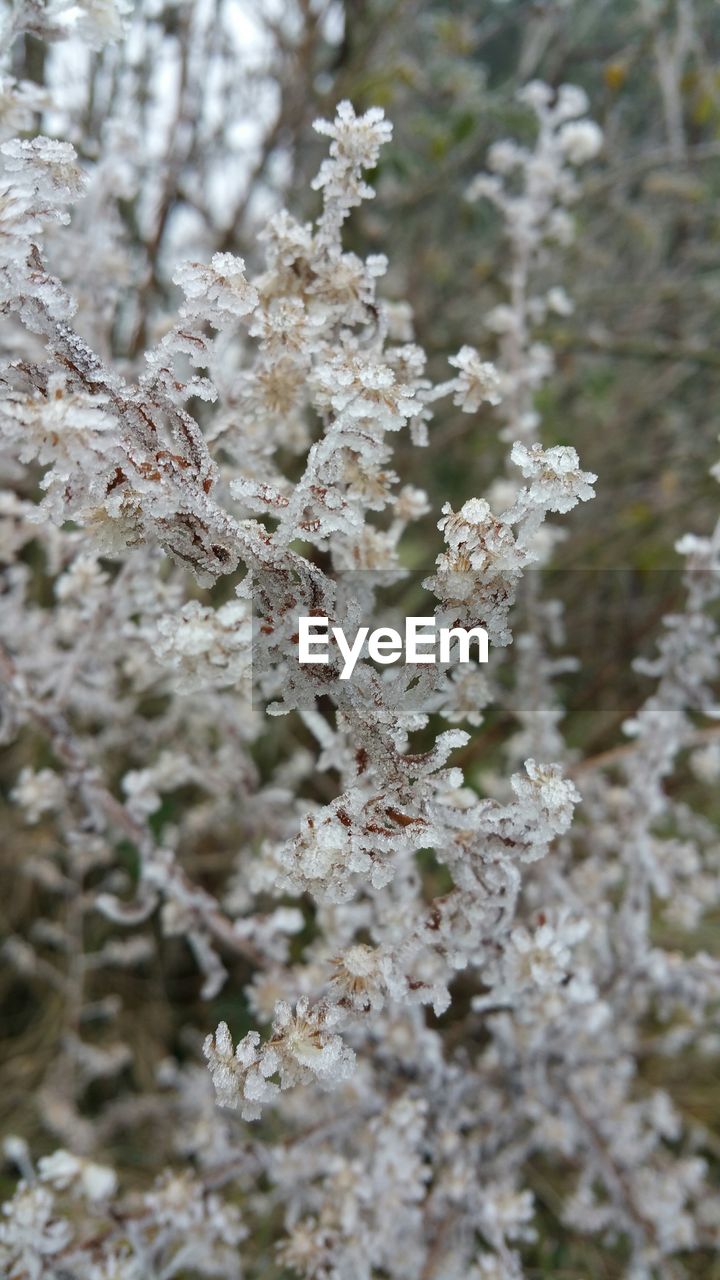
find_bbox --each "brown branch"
[545,327,720,371]
[568,724,720,778]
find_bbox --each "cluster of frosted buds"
[469,81,603,253]
[428,443,596,644]
[204,998,354,1121]
[468,81,603,445]
[174,253,259,328]
[447,345,503,412]
[312,100,393,241]
[152,598,253,693]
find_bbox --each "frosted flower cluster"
[448,345,504,412]
[152,598,253,693]
[0,13,718,1279]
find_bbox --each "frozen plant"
[0,8,719,1279]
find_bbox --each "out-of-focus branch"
[546,327,720,370]
[0,642,265,968]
